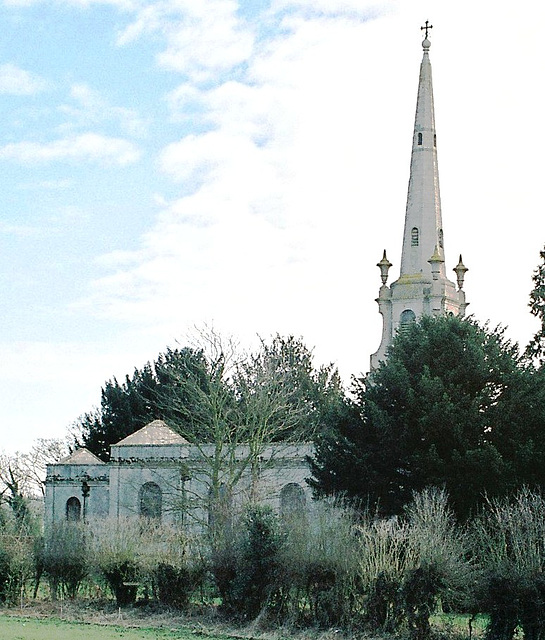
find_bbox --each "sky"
[1,0,545,454]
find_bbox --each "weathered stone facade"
[44,420,313,529]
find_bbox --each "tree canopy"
[73,332,345,463]
[73,347,210,460]
[310,315,545,519]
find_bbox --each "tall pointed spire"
[400,32,445,280]
[370,25,468,371]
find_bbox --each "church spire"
[400,27,445,279]
[370,25,468,371]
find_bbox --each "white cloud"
[60,83,148,138]
[0,133,141,165]
[0,221,41,236]
[82,6,394,363]
[0,63,47,95]
[271,0,391,17]
[118,0,255,81]
[17,178,73,190]
[4,0,137,7]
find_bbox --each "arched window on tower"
[66,496,81,522]
[139,482,162,520]
[400,309,416,334]
[411,227,419,247]
[417,132,423,146]
[439,229,444,249]
[434,133,437,147]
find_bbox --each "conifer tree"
[525,245,545,364]
[310,315,545,519]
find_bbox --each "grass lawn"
[0,609,488,640]
[0,616,231,640]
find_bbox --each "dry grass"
[0,600,400,640]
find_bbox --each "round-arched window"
[66,496,81,522]
[400,309,416,334]
[139,482,162,520]
[280,483,307,520]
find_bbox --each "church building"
[44,419,312,529]
[45,26,468,529]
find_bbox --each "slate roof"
[114,420,188,446]
[58,448,105,465]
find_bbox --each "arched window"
[280,483,307,521]
[400,309,416,334]
[434,133,437,147]
[139,482,162,520]
[66,496,81,522]
[417,132,423,146]
[439,228,444,249]
[411,227,419,247]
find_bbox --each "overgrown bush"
[472,488,545,640]
[210,490,471,633]
[42,521,88,599]
[402,488,475,639]
[0,547,11,603]
[356,516,408,632]
[356,488,474,638]
[212,505,283,620]
[89,518,145,607]
[0,512,37,605]
[275,500,361,629]
[150,526,207,609]
[90,517,205,609]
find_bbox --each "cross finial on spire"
[421,20,433,39]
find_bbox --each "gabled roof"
[58,448,105,465]
[114,420,188,446]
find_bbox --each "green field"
[0,612,488,639]
[0,616,227,640]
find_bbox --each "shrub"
[0,514,37,605]
[90,517,205,609]
[212,505,283,620]
[0,547,10,603]
[273,500,362,629]
[356,515,409,632]
[471,488,545,640]
[155,561,206,609]
[149,526,207,610]
[403,488,475,637]
[89,518,144,607]
[356,488,474,637]
[42,522,88,599]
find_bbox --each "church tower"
[370,24,469,370]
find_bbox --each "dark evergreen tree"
[526,245,545,365]
[75,347,210,460]
[310,315,545,519]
